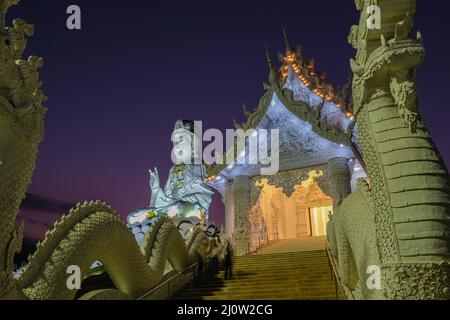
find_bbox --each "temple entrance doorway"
[249,170,333,243]
[309,206,332,237]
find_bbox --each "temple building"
[207,33,367,256]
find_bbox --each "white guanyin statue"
[128,120,214,227]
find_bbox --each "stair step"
[191,277,334,285]
[177,286,336,294]
[174,249,337,300]
[175,293,338,300]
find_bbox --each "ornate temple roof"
[279,29,352,112]
[206,31,364,191]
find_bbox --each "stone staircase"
[173,250,341,300]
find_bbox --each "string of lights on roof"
[279,29,355,121]
[206,30,358,183]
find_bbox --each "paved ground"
[256,236,327,254]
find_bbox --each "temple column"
[223,180,235,243]
[233,176,251,256]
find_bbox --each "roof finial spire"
[265,44,274,71]
[282,27,292,55]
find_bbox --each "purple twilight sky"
[10,0,450,240]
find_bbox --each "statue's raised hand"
[149,167,160,190]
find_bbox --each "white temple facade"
[207,38,367,256]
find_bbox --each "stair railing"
[325,241,346,300]
[138,262,198,300]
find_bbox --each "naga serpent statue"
[0,0,214,300]
[326,0,450,300]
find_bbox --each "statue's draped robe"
[161,164,213,214]
[144,163,213,219]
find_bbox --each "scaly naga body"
[15,209,209,300]
[0,0,46,299]
[0,1,212,300]
[328,0,450,300]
